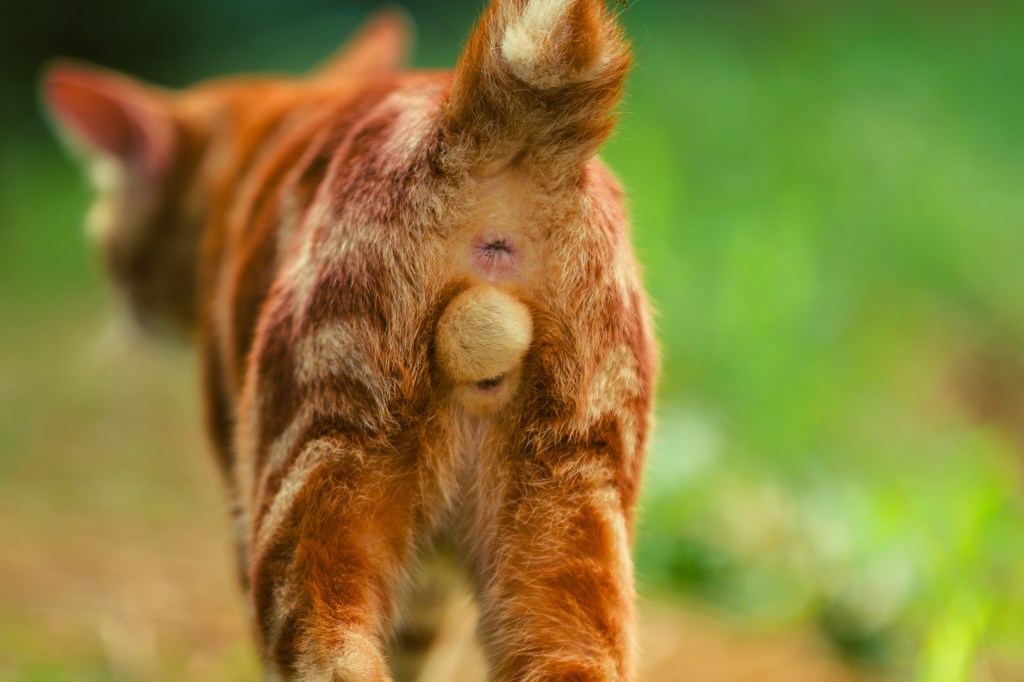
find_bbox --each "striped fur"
[44,2,656,679]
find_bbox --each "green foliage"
[615,2,1024,676]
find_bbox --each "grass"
[608,2,1024,677]
[2,1,1023,679]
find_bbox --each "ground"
[0,301,879,681]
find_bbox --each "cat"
[43,1,657,679]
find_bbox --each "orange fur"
[44,2,656,680]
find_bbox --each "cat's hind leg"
[247,433,422,682]
[467,440,639,681]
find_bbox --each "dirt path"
[0,515,879,681]
[0,322,882,681]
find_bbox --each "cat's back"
[198,69,455,398]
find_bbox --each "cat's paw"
[296,633,393,682]
[331,633,392,682]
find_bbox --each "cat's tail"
[435,284,533,387]
[442,0,631,176]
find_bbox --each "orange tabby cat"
[43,1,656,679]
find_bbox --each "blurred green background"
[1,1,1023,680]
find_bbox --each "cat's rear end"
[43,2,656,680]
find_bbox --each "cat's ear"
[41,61,177,180]
[444,0,631,176]
[314,9,413,79]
